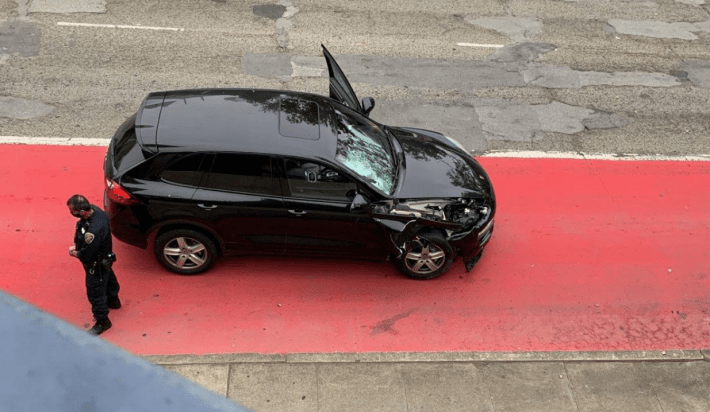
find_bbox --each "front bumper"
[451,216,495,272]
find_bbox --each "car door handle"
[198,204,218,210]
[288,209,307,215]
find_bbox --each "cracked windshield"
[334,109,396,195]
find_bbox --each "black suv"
[104,46,495,280]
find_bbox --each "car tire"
[155,229,216,275]
[397,230,454,280]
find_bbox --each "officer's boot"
[88,317,112,335]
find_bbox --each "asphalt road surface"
[1,0,709,156]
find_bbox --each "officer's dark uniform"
[74,205,120,325]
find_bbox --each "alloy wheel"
[404,243,446,275]
[162,236,208,270]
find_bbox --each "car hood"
[389,127,490,200]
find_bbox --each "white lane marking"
[2,137,710,161]
[57,23,503,46]
[482,150,710,162]
[457,42,506,48]
[57,22,185,32]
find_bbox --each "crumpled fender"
[373,217,461,258]
[373,202,494,264]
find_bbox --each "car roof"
[145,88,339,161]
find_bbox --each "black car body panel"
[135,92,165,154]
[152,89,338,160]
[388,127,489,199]
[104,45,496,278]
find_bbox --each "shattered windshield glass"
[333,107,396,195]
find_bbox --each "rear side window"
[202,154,277,196]
[113,128,146,172]
[160,154,205,187]
[112,114,146,173]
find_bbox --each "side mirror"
[350,193,370,212]
[361,97,375,116]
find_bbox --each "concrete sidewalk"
[147,350,710,412]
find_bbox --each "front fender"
[374,216,462,257]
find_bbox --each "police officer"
[67,194,121,335]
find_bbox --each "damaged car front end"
[318,44,497,280]
[339,120,496,280]
[367,195,495,279]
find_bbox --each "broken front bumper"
[450,206,495,272]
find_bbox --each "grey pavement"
[147,350,710,412]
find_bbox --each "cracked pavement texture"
[0,0,709,155]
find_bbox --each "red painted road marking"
[1,144,709,355]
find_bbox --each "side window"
[202,153,276,196]
[284,158,357,202]
[113,128,147,173]
[160,154,205,187]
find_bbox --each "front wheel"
[396,230,454,280]
[155,229,216,275]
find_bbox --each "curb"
[144,349,710,365]
[0,136,111,146]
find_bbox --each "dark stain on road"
[371,309,416,335]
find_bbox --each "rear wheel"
[397,230,454,280]
[155,229,216,275]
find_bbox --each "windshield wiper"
[385,127,405,169]
[382,127,405,196]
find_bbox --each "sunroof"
[279,97,320,140]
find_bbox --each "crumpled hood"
[390,127,490,200]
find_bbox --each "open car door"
[322,44,365,114]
